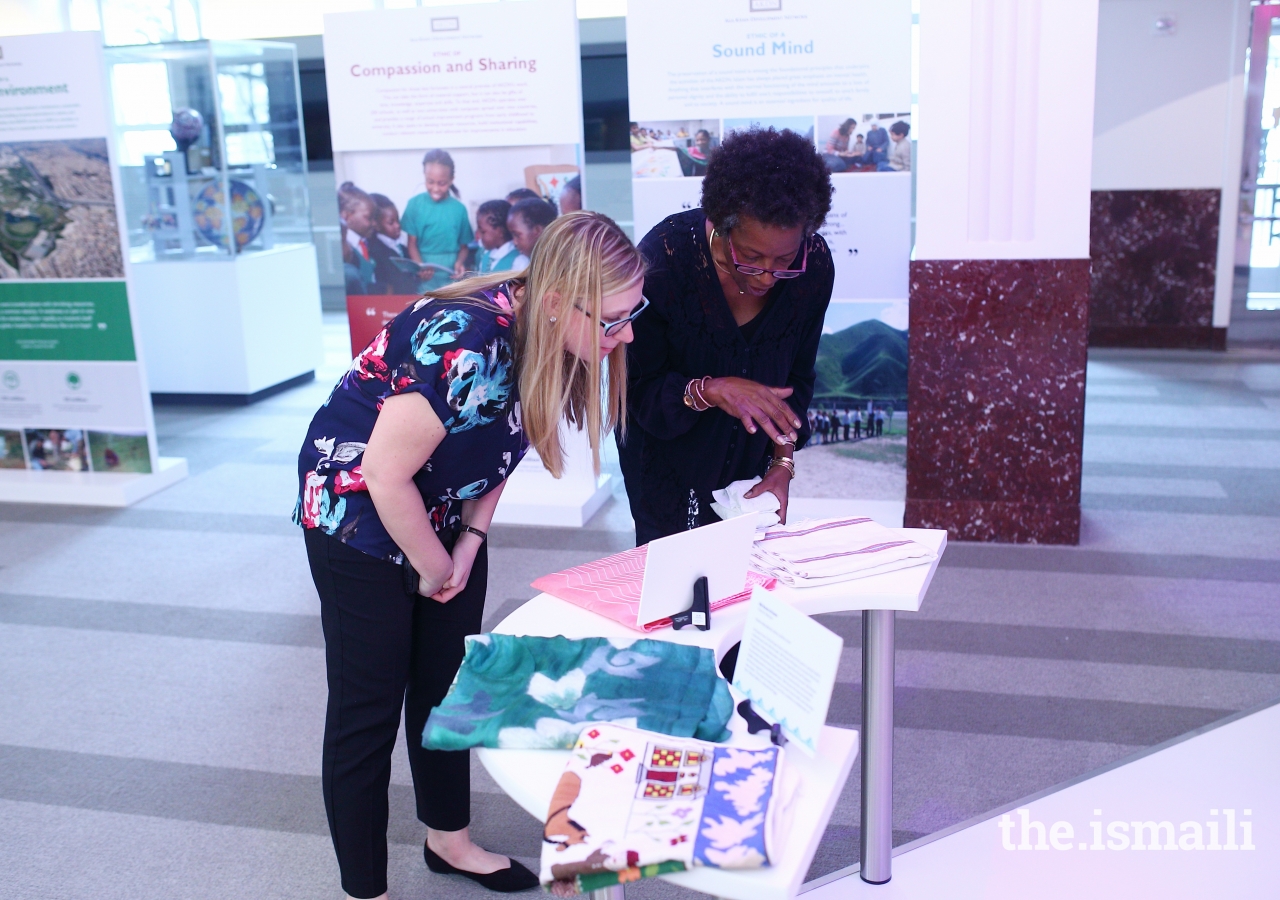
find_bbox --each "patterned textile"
[422,635,733,750]
[294,286,528,562]
[751,517,937,587]
[530,545,777,632]
[540,723,793,895]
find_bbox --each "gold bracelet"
[691,376,711,410]
[683,376,712,412]
[767,456,795,479]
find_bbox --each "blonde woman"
[295,211,647,900]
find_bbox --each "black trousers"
[304,528,488,899]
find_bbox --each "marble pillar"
[905,259,1089,543]
[1089,189,1226,350]
[910,0,1099,544]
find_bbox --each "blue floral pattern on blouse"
[294,287,528,562]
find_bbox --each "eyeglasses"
[721,230,809,279]
[574,295,650,337]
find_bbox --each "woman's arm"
[430,479,505,603]
[361,392,454,596]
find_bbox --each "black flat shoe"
[424,842,540,893]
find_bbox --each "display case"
[107,39,313,260]
[104,40,322,400]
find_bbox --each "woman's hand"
[744,465,792,524]
[702,377,801,444]
[417,557,454,598]
[430,532,482,603]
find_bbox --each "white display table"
[480,526,947,892]
[129,243,323,401]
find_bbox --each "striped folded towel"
[751,517,936,587]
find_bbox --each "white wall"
[1090,0,1250,328]
[1092,0,1247,191]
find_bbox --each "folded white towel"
[711,477,781,527]
[751,516,936,587]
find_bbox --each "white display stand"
[0,457,188,506]
[492,424,613,528]
[488,526,946,891]
[129,244,323,400]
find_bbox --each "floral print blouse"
[295,286,528,562]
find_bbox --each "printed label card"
[732,586,843,756]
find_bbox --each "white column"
[916,0,1100,261]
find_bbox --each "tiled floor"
[1,323,1276,898]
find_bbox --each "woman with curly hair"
[619,126,835,545]
[296,211,647,900]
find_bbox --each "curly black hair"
[701,127,833,234]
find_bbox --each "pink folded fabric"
[531,545,775,632]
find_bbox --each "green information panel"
[0,280,136,361]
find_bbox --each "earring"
[549,316,557,323]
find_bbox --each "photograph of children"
[724,117,815,144]
[630,120,720,178]
[1,429,25,469]
[24,428,88,471]
[817,114,912,173]
[334,144,579,299]
[507,197,556,269]
[474,199,520,274]
[87,430,152,474]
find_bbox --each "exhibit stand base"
[491,425,613,528]
[130,244,323,400]
[0,457,188,507]
[492,465,613,528]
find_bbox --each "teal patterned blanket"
[423,635,734,750]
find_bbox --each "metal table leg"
[860,608,895,884]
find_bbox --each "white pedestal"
[0,456,187,506]
[492,424,613,528]
[129,244,323,399]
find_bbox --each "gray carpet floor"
[1,320,1277,899]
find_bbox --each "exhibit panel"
[104,39,322,400]
[323,0,608,527]
[0,30,186,505]
[625,0,915,511]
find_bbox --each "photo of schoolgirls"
[334,144,580,301]
[817,113,913,173]
[630,120,720,178]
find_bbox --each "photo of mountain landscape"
[790,316,909,503]
[0,139,124,279]
[814,318,907,402]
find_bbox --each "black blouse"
[619,209,834,544]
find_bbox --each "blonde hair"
[423,211,644,478]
